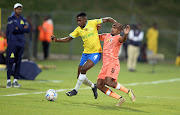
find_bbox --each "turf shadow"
[82,103,149,113]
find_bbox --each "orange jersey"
[99,33,123,65]
[98,33,123,81]
[0,36,7,52]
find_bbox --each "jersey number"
[111,68,115,73]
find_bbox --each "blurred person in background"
[38,15,54,60]
[146,22,159,55]
[6,3,30,88]
[127,23,144,72]
[0,30,7,64]
[175,52,180,66]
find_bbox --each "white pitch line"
[122,78,180,86]
[1,78,180,97]
[138,96,180,100]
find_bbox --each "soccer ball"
[45,89,58,101]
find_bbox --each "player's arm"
[51,35,73,42]
[19,18,30,33]
[99,33,106,41]
[119,25,130,43]
[102,17,117,23]
[7,17,19,34]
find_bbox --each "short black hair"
[77,12,87,18]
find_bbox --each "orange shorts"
[98,62,120,81]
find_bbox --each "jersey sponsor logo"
[107,38,112,42]
[20,20,24,25]
[10,52,15,58]
[93,55,98,61]
[82,33,94,39]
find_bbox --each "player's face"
[14,7,22,17]
[76,17,87,28]
[110,24,121,36]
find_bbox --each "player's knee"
[80,67,87,74]
[97,81,103,90]
[105,79,112,86]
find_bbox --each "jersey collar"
[83,20,88,29]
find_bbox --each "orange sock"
[105,88,121,99]
[109,92,121,99]
[115,83,129,93]
[120,86,129,93]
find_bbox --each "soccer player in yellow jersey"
[51,12,118,99]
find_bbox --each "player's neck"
[111,34,119,36]
[15,14,20,18]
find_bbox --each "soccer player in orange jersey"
[97,23,135,106]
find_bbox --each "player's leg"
[127,45,134,71]
[66,53,101,98]
[131,46,140,71]
[12,46,24,87]
[80,53,101,98]
[76,65,95,88]
[76,64,94,88]
[70,60,94,93]
[6,45,16,88]
[82,53,101,86]
[105,77,135,102]
[66,60,94,97]
[97,78,125,106]
[66,54,88,96]
[106,63,135,102]
[105,77,129,93]
[77,65,81,79]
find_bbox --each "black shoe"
[6,81,12,88]
[12,81,21,88]
[92,84,98,99]
[66,89,77,96]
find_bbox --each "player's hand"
[24,25,28,29]
[97,24,102,30]
[124,25,130,34]
[51,35,57,41]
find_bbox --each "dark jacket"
[6,14,30,47]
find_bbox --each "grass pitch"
[0,60,180,115]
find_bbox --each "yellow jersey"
[146,27,159,54]
[175,56,180,66]
[69,19,103,53]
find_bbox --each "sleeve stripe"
[7,20,13,24]
[25,22,29,25]
[69,34,75,39]
[100,18,103,23]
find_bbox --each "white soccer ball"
[45,89,58,101]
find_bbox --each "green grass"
[0,60,180,115]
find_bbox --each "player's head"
[152,22,157,29]
[110,23,124,36]
[44,15,50,21]
[13,3,23,17]
[76,12,87,28]
[136,23,142,30]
